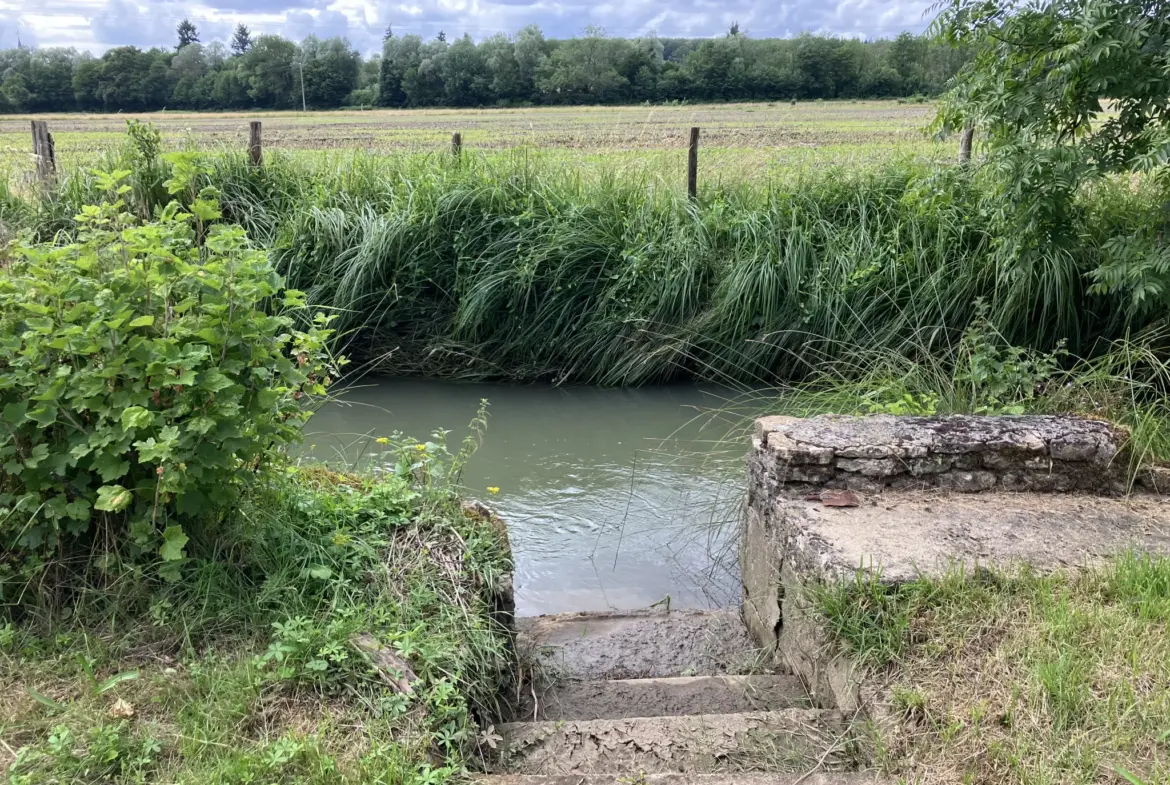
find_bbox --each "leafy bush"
[0,159,340,590]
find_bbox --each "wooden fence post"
[249,121,262,168]
[31,120,56,182]
[452,132,462,158]
[687,127,700,201]
[958,125,974,165]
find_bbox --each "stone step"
[517,608,760,681]
[478,775,886,785]
[498,709,847,775]
[519,675,808,721]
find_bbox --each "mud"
[521,674,808,721]
[478,774,885,785]
[518,609,759,681]
[499,709,845,775]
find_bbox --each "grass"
[0,434,514,784]
[0,100,943,174]
[4,140,1164,393]
[812,555,1170,785]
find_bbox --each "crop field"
[0,100,944,182]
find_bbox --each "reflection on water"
[304,378,750,616]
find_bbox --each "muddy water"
[305,379,751,616]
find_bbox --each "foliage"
[0,28,967,114]
[3,422,513,784]
[0,159,340,592]
[186,151,1152,387]
[931,0,1170,314]
[955,303,1066,414]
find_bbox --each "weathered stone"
[767,431,835,465]
[752,414,1131,495]
[781,465,837,483]
[951,454,983,470]
[836,457,904,478]
[835,444,907,459]
[741,506,782,648]
[937,470,997,493]
[1049,433,1103,461]
[910,455,952,475]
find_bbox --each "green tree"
[378,33,421,107]
[176,18,200,51]
[932,0,1170,313]
[72,54,103,110]
[230,23,252,56]
[241,35,298,108]
[300,36,360,108]
[885,32,926,95]
[442,34,489,106]
[170,42,209,107]
[0,71,31,111]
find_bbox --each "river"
[305,378,754,616]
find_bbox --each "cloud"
[22,0,939,55]
[88,0,233,49]
[0,13,39,49]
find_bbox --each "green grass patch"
[2,453,513,785]
[813,556,1170,784]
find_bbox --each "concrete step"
[498,709,847,774]
[517,608,761,681]
[478,776,887,785]
[519,675,809,721]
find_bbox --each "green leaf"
[92,452,131,483]
[200,371,234,393]
[121,406,155,431]
[25,405,57,427]
[128,315,155,329]
[3,401,28,424]
[159,525,188,562]
[96,670,139,695]
[308,566,333,580]
[27,686,66,712]
[94,485,133,513]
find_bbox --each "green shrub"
[0,161,341,591]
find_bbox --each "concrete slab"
[518,609,760,680]
[520,674,808,721]
[499,709,846,774]
[778,491,1170,584]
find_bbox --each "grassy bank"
[0,161,514,784]
[3,144,1166,388]
[815,555,1170,785]
[1,456,514,785]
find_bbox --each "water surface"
[305,379,750,616]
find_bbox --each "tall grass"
[2,145,1164,386]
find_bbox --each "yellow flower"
[487,486,500,495]
[415,443,427,451]
[375,437,390,445]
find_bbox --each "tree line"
[0,20,969,113]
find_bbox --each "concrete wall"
[741,414,1170,712]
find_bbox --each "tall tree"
[230,23,252,56]
[932,0,1170,312]
[176,19,200,50]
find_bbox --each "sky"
[0,0,935,55]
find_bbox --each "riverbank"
[4,143,1166,387]
[2,465,514,784]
